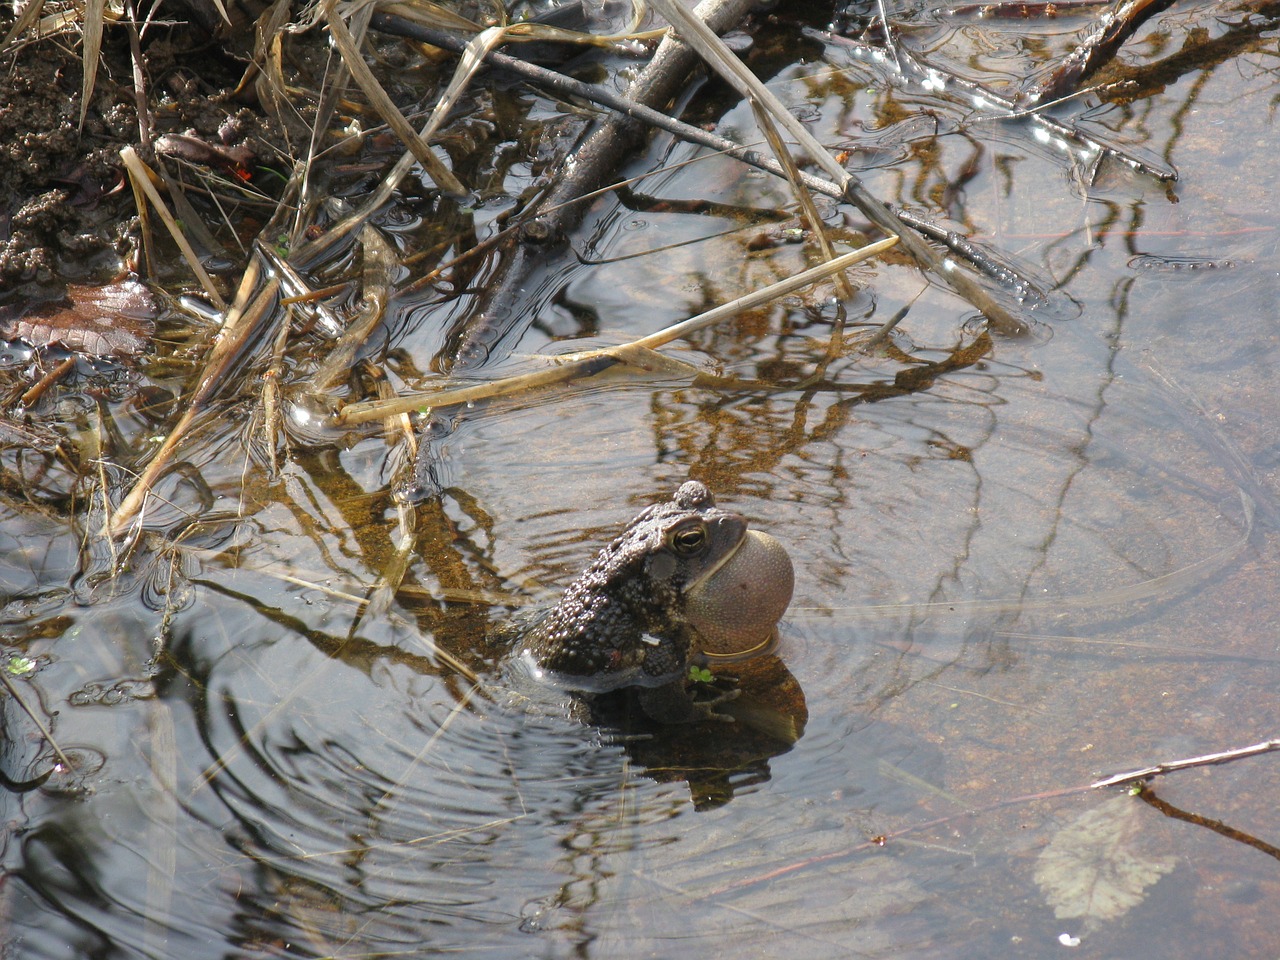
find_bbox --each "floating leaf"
[1034,794,1177,927]
[0,279,157,357]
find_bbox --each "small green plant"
[688,665,714,684]
[6,655,35,676]
[256,166,290,186]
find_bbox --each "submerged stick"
[1019,0,1178,107]
[822,30,1177,181]
[109,270,281,537]
[333,236,898,425]
[649,0,1027,336]
[0,669,76,771]
[442,0,760,369]
[369,12,1038,298]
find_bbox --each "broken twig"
[334,236,898,425]
[1092,738,1280,789]
[1019,0,1178,107]
[1137,783,1280,861]
[368,11,1042,300]
[649,0,1028,336]
[0,669,76,772]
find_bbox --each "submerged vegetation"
[1,0,1274,532]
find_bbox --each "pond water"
[2,2,1279,958]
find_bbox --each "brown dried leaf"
[0,279,158,357]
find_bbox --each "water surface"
[2,2,1278,958]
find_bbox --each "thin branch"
[120,147,227,310]
[1137,783,1280,861]
[649,0,1028,335]
[1091,738,1280,789]
[333,236,898,425]
[368,11,1039,298]
[0,670,76,771]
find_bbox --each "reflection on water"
[5,343,1269,958]
[3,3,1280,959]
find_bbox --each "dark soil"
[0,7,290,286]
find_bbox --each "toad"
[511,481,794,723]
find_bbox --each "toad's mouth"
[698,627,780,663]
[684,528,795,660]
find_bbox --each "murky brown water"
[2,3,1279,958]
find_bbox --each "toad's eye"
[671,524,707,556]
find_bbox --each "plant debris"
[0,278,157,357]
[1034,794,1177,927]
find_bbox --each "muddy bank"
[0,9,288,285]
